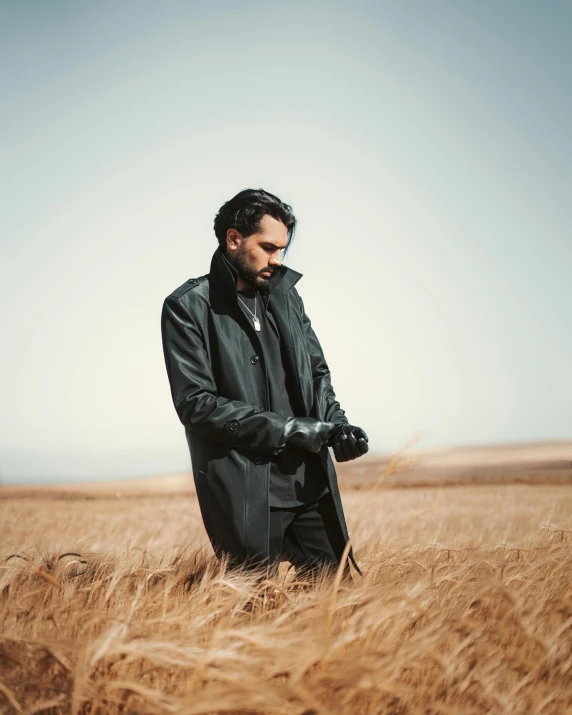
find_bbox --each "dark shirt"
[236,284,330,507]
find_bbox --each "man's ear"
[226,228,242,253]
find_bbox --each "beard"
[231,246,273,289]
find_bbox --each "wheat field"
[1,482,571,714]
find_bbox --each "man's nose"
[269,252,282,267]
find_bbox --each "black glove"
[327,423,369,462]
[278,417,338,453]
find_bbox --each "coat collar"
[209,244,303,302]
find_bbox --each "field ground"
[1,477,571,714]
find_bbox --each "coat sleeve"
[161,294,291,455]
[295,291,349,426]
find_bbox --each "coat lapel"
[266,289,313,417]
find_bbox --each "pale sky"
[1,1,571,484]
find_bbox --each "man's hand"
[327,423,369,462]
[279,417,338,453]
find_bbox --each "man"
[161,188,369,582]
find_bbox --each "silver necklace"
[237,290,261,331]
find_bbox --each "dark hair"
[213,188,297,254]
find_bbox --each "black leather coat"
[161,245,362,576]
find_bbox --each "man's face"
[226,214,289,289]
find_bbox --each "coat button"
[250,355,259,364]
[253,456,263,465]
[188,278,198,284]
[229,420,239,431]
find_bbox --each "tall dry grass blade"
[0,681,24,714]
[324,433,426,642]
[35,566,63,589]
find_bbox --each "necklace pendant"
[253,316,261,331]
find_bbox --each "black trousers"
[266,490,352,582]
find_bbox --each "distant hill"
[336,439,572,489]
[1,440,570,499]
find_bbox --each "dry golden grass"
[1,482,571,714]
